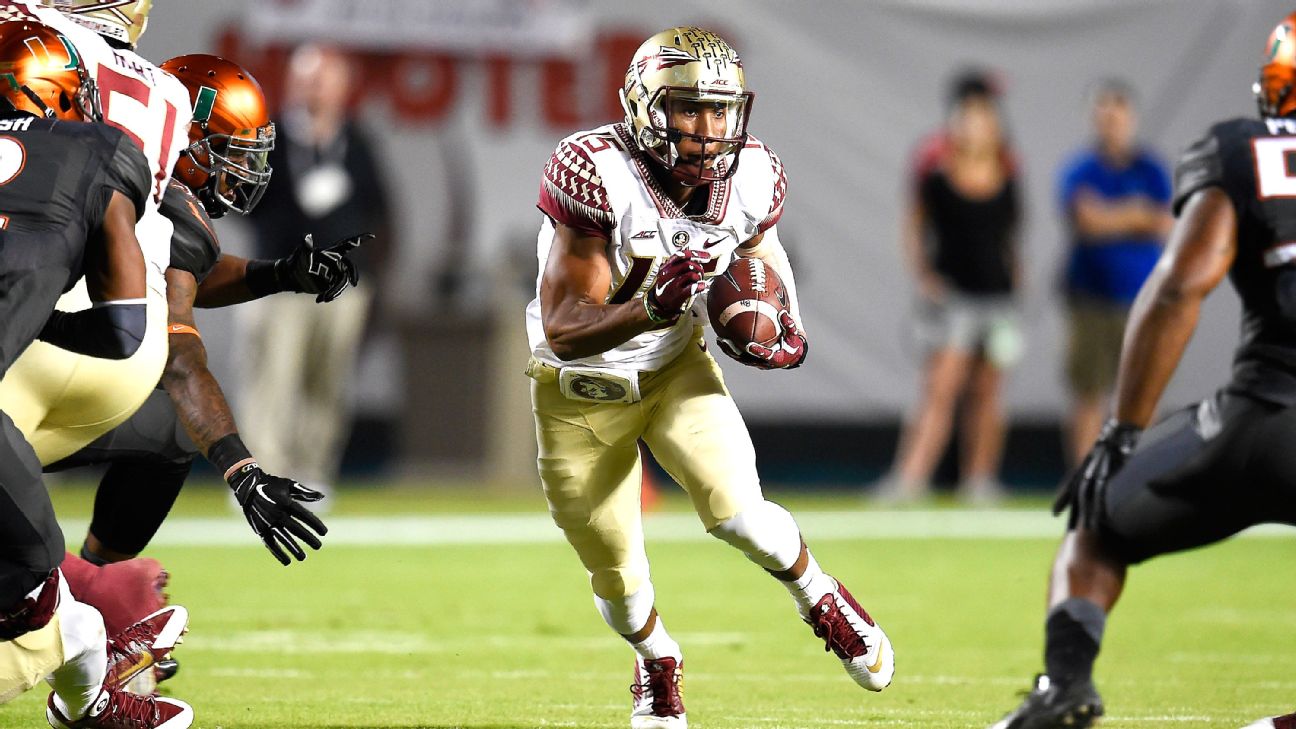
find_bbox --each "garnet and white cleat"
[1242,713,1296,729]
[806,578,894,691]
[630,655,686,728]
[105,606,188,695]
[46,688,193,729]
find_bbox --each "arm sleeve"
[1172,127,1231,216]
[38,301,146,360]
[160,182,221,283]
[536,140,615,240]
[103,131,152,221]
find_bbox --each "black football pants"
[1097,390,1296,563]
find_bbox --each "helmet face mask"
[181,123,274,216]
[0,21,99,122]
[621,27,753,186]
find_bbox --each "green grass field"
[2,483,1292,728]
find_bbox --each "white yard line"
[54,511,1292,547]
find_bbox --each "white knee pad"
[594,581,655,636]
[709,501,802,572]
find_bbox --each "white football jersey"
[527,122,787,371]
[18,1,191,295]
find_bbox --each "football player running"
[0,20,193,728]
[528,27,893,728]
[991,13,1296,729]
[0,0,191,466]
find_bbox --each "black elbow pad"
[38,301,147,360]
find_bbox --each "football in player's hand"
[707,257,788,351]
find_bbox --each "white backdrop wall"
[138,0,1292,422]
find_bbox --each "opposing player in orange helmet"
[160,54,274,217]
[992,12,1296,729]
[1256,11,1296,117]
[0,19,98,121]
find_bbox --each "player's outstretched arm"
[194,233,370,308]
[1112,187,1236,428]
[38,191,147,360]
[161,267,328,565]
[1054,187,1236,527]
[541,222,707,361]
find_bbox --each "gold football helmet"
[1257,11,1296,117]
[45,0,152,49]
[620,26,754,185]
[0,20,98,121]
[161,54,274,217]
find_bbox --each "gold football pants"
[532,332,763,600]
[0,614,62,705]
[0,285,168,466]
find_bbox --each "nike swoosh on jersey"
[702,237,725,248]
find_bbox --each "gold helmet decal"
[620,27,754,185]
[45,0,152,48]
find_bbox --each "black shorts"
[1098,390,1296,563]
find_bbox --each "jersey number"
[96,65,180,203]
[1253,137,1296,199]
[0,135,26,229]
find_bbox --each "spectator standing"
[1057,80,1172,465]
[239,44,394,498]
[875,70,1023,504]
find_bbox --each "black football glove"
[276,233,370,303]
[227,463,329,565]
[1052,419,1142,530]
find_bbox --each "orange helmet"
[0,20,97,121]
[1257,12,1296,117]
[160,54,274,217]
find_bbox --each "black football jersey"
[160,179,220,284]
[1174,116,1296,405]
[0,113,150,289]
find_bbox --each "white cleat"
[805,578,894,691]
[629,655,686,728]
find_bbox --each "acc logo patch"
[570,375,626,402]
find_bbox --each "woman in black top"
[878,71,1022,503]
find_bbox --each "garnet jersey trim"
[538,138,615,239]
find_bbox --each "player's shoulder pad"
[1172,117,1260,216]
[538,125,621,238]
[92,123,152,221]
[160,179,221,283]
[736,135,787,233]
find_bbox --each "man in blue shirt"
[1057,79,1172,465]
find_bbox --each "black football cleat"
[989,674,1104,729]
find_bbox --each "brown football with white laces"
[707,257,788,349]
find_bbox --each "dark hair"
[1089,77,1137,107]
[948,69,999,108]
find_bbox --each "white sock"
[46,579,106,720]
[782,551,836,617]
[632,618,682,661]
